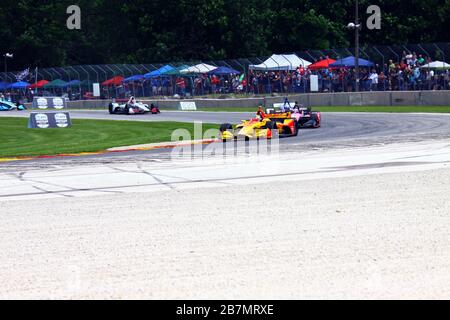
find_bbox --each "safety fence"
[0,42,449,101]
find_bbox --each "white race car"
[108,100,150,115]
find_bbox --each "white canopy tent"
[180,63,218,74]
[420,61,450,69]
[249,54,311,71]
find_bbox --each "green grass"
[0,118,217,158]
[160,105,450,113]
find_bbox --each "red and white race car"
[291,106,321,128]
[108,96,160,115]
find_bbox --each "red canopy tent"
[308,58,337,70]
[28,80,49,89]
[102,76,124,86]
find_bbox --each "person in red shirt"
[299,66,305,76]
[176,77,186,96]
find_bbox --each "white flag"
[16,68,30,81]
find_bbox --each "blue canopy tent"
[329,56,375,68]
[10,81,30,89]
[123,75,145,96]
[123,75,145,83]
[144,65,174,78]
[66,80,81,87]
[65,80,82,99]
[162,65,190,76]
[208,66,241,75]
[0,82,10,91]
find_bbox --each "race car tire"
[281,126,291,136]
[292,120,299,136]
[220,123,234,142]
[313,114,320,128]
[265,121,275,129]
[108,103,114,114]
[124,104,130,115]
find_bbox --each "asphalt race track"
[1,110,450,299]
[2,110,450,161]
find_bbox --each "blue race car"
[0,100,27,111]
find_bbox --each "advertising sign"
[28,112,72,129]
[32,97,67,110]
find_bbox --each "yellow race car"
[220,112,298,140]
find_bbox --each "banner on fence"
[310,75,319,92]
[179,102,197,111]
[93,83,101,97]
[32,97,67,110]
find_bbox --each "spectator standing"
[162,77,170,96]
[176,77,186,96]
[417,54,425,65]
[378,72,387,91]
[211,75,219,94]
[151,78,158,96]
[369,69,378,91]
[204,75,211,94]
[388,60,396,73]
[252,75,258,94]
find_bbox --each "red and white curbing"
[106,138,220,152]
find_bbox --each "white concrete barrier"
[25,90,449,109]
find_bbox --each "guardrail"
[26,91,448,109]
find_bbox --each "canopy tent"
[102,76,124,86]
[66,80,81,87]
[208,66,241,75]
[0,82,10,90]
[29,80,49,89]
[162,65,191,76]
[420,61,450,69]
[249,54,311,71]
[43,79,68,89]
[123,75,145,83]
[308,58,337,70]
[329,56,375,68]
[180,63,218,74]
[10,81,30,89]
[144,65,174,78]
[80,80,94,87]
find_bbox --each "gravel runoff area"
[0,140,449,299]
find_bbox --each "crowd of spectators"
[125,52,449,97]
[2,52,449,102]
[104,74,248,99]
[245,53,449,94]
[0,90,33,104]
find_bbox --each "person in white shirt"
[369,70,379,91]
